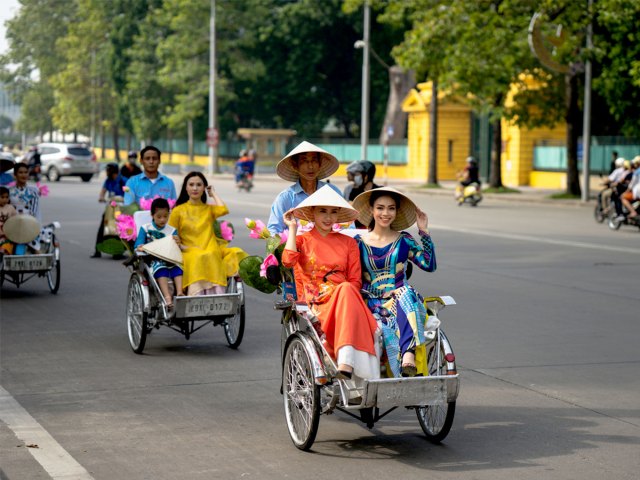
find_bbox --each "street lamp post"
[581,0,593,203]
[356,1,371,161]
[208,0,218,175]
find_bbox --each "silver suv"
[38,142,98,182]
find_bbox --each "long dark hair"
[176,171,208,206]
[368,190,402,231]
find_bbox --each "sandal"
[336,370,352,380]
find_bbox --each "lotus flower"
[167,198,176,208]
[110,201,117,207]
[245,218,256,229]
[219,221,234,241]
[138,197,153,211]
[247,219,270,239]
[123,186,130,192]
[277,229,288,244]
[36,182,49,197]
[297,220,314,233]
[116,214,137,241]
[259,254,279,278]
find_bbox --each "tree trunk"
[427,79,438,185]
[489,117,503,188]
[565,73,581,195]
[126,132,131,152]
[187,120,194,163]
[379,66,415,144]
[113,124,120,162]
[168,128,173,164]
[100,124,106,160]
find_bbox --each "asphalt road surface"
[1,174,639,480]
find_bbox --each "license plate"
[176,295,237,318]
[3,255,51,271]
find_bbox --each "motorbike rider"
[24,146,42,181]
[455,156,480,200]
[611,159,633,221]
[619,156,640,221]
[343,160,380,202]
[235,149,255,187]
[120,150,142,180]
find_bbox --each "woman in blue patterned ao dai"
[9,163,42,252]
[353,188,436,378]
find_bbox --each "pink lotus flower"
[123,186,130,192]
[167,198,176,208]
[36,182,49,197]
[277,229,288,244]
[219,221,234,241]
[245,218,256,229]
[138,197,153,211]
[116,214,137,241]
[259,254,279,277]
[6,181,16,187]
[248,219,270,239]
[110,201,117,207]
[297,220,314,233]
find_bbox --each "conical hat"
[276,141,339,182]
[3,214,41,244]
[292,185,358,223]
[352,187,418,230]
[141,235,183,265]
[0,155,15,173]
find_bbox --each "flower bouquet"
[238,218,296,297]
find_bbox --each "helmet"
[239,149,247,157]
[615,157,625,167]
[127,150,137,160]
[106,162,119,175]
[466,156,478,164]
[632,156,640,167]
[623,160,631,169]
[346,161,366,175]
[359,160,376,180]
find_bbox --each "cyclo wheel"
[47,242,61,294]
[416,330,456,443]
[594,204,605,223]
[283,336,320,451]
[126,275,148,354]
[223,278,245,349]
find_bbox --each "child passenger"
[0,186,17,254]
[134,198,183,307]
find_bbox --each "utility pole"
[359,1,370,161]
[208,0,218,174]
[581,0,593,203]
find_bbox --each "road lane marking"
[0,386,94,479]
[431,224,640,255]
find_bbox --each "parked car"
[38,143,99,182]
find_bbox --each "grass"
[483,186,521,194]
[419,183,443,189]
[548,192,581,200]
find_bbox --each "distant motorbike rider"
[120,150,142,180]
[343,160,380,202]
[235,149,255,187]
[24,146,42,181]
[455,156,480,200]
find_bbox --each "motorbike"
[607,199,640,231]
[456,182,482,207]
[235,168,253,193]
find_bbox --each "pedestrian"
[91,163,127,258]
[267,141,342,235]
[0,185,18,255]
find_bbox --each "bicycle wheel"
[283,336,320,451]
[47,244,61,294]
[416,330,456,443]
[224,278,245,348]
[594,204,605,223]
[126,275,148,354]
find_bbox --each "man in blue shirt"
[123,145,176,206]
[268,141,343,234]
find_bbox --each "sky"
[0,0,21,56]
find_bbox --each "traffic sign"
[206,127,219,147]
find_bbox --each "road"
[1,174,639,480]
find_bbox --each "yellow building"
[402,80,577,188]
[402,81,472,182]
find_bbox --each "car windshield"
[68,147,91,156]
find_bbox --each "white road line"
[0,386,94,480]
[432,224,640,255]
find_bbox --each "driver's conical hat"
[141,235,183,265]
[291,185,358,223]
[3,214,41,244]
[276,141,339,182]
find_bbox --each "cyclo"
[124,211,245,354]
[273,267,459,451]
[0,217,61,294]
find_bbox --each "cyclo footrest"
[361,375,459,409]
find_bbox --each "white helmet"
[615,157,625,167]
